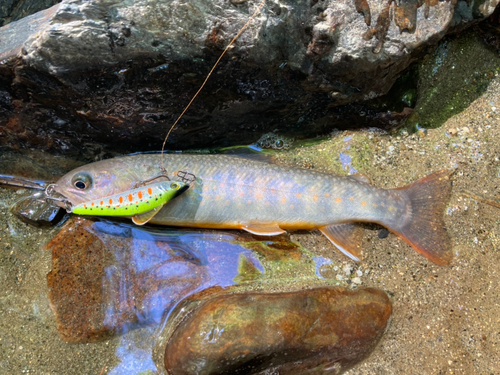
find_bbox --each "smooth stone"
[164,286,392,375]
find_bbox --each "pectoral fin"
[132,204,164,226]
[241,223,286,236]
[319,223,364,261]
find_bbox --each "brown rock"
[46,217,207,343]
[164,287,392,375]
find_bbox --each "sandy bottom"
[1,80,500,375]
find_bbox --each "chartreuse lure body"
[71,180,187,225]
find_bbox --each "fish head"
[52,158,144,207]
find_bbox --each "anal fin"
[319,223,364,261]
[241,223,286,236]
[132,204,164,226]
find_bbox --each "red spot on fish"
[138,191,143,199]
[84,204,87,208]
[109,198,113,205]
[296,193,302,198]
[148,187,153,195]
[361,201,367,206]
[239,192,245,197]
[91,202,95,206]
[349,197,354,201]
[313,195,318,202]
[128,194,133,202]
[256,193,263,200]
[281,197,287,204]
[119,196,124,204]
[324,193,330,198]
[335,198,342,203]
[100,201,104,206]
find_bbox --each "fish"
[53,153,453,265]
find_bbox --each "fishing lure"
[71,180,187,225]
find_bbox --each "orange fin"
[319,223,363,261]
[393,170,453,266]
[350,174,371,184]
[132,205,164,226]
[241,223,286,236]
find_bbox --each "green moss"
[407,30,500,130]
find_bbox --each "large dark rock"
[163,286,392,375]
[0,0,60,27]
[0,0,498,157]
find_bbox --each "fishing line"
[160,0,267,171]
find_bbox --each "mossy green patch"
[407,29,500,130]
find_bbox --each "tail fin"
[394,170,453,266]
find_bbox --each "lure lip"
[44,184,74,212]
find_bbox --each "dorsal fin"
[349,174,372,184]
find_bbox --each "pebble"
[352,277,362,285]
[343,264,353,275]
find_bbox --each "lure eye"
[170,182,180,190]
[71,173,93,190]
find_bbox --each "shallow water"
[0,188,344,374]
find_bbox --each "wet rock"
[11,192,64,226]
[406,26,500,130]
[163,287,392,375]
[0,0,497,157]
[0,0,60,27]
[45,216,335,343]
[46,217,208,342]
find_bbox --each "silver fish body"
[54,154,453,265]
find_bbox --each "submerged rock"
[163,287,392,375]
[46,217,208,342]
[11,192,64,226]
[0,0,498,156]
[45,216,337,343]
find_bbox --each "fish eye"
[170,182,180,190]
[71,173,93,190]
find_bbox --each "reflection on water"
[45,217,326,373]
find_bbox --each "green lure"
[71,180,187,225]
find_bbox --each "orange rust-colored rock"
[46,217,207,343]
[164,287,392,375]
